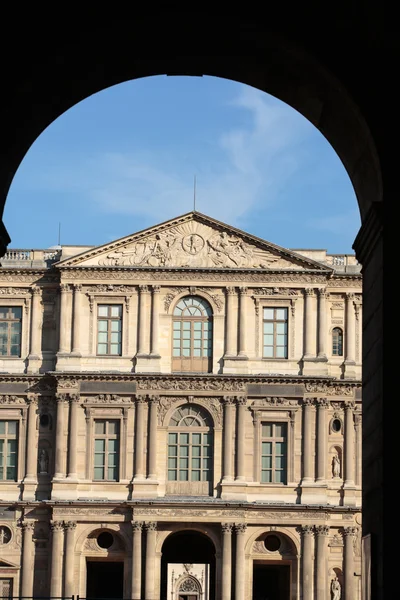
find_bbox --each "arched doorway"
[161,530,216,600]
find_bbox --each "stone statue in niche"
[332,454,341,478]
[331,576,341,600]
[38,449,49,474]
[0,526,11,544]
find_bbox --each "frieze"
[0,395,26,404]
[83,395,133,404]
[253,287,300,296]
[52,507,127,516]
[0,287,30,295]
[132,508,246,518]
[85,285,134,294]
[304,383,357,396]
[0,272,57,284]
[59,269,334,284]
[138,378,246,392]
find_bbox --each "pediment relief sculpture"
[57,213,322,271]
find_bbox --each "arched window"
[172,296,213,373]
[167,404,213,495]
[332,327,343,356]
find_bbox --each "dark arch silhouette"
[161,530,216,599]
[0,10,386,597]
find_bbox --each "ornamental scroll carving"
[304,383,355,396]
[138,378,246,392]
[253,287,300,296]
[95,222,299,269]
[157,396,223,426]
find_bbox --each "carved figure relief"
[92,221,300,270]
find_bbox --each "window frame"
[261,305,289,359]
[93,418,121,482]
[0,420,18,482]
[166,403,214,495]
[332,327,344,357]
[260,421,288,484]
[171,295,213,373]
[96,303,123,357]
[0,306,22,358]
[252,410,293,485]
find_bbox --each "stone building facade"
[0,212,362,599]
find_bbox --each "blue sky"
[4,75,360,254]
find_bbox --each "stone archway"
[161,530,216,600]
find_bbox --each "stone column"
[221,523,233,600]
[20,521,35,597]
[64,521,77,597]
[147,395,158,479]
[316,398,329,483]
[67,394,80,480]
[145,522,157,600]
[222,397,234,481]
[317,288,328,359]
[301,525,314,600]
[235,397,247,481]
[58,283,71,354]
[344,401,356,486]
[238,287,248,357]
[345,293,356,363]
[50,520,64,598]
[234,523,247,600]
[354,412,362,486]
[315,525,329,600]
[54,394,67,479]
[134,396,146,480]
[71,284,82,354]
[225,286,236,356]
[29,286,41,357]
[137,285,150,355]
[304,288,316,358]
[150,285,161,356]
[302,399,314,483]
[132,521,143,600]
[343,527,357,600]
[24,395,38,481]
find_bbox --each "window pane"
[261,471,272,483]
[179,470,188,481]
[192,433,201,445]
[263,308,274,320]
[263,323,273,334]
[183,321,191,330]
[108,467,117,481]
[108,421,119,435]
[193,321,202,330]
[263,347,273,357]
[168,458,177,468]
[0,422,5,435]
[262,456,272,469]
[94,467,104,479]
[168,433,177,444]
[110,344,121,355]
[108,439,119,453]
[191,470,200,481]
[179,446,189,457]
[98,306,108,317]
[98,332,108,343]
[275,470,286,484]
[98,321,108,332]
[275,347,286,358]
[182,348,190,356]
[192,458,201,469]
[111,320,121,332]
[275,424,287,438]
[173,331,181,339]
[111,305,122,317]
[276,323,287,334]
[95,439,105,451]
[168,470,176,480]
[173,349,181,356]
[110,332,121,343]
[95,421,105,434]
[276,308,287,320]
[262,424,272,437]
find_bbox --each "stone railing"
[0,248,61,268]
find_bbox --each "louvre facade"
[0,212,362,599]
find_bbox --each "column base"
[135,354,161,373]
[130,479,159,498]
[302,357,329,376]
[343,483,357,506]
[223,356,249,374]
[22,480,38,501]
[26,355,42,374]
[220,480,248,500]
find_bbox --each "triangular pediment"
[57,212,332,271]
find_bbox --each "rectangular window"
[167,431,212,482]
[261,422,287,484]
[0,307,22,357]
[93,420,120,481]
[263,307,288,358]
[97,305,122,356]
[0,421,18,481]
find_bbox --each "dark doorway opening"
[86,561,124,599]
[252,563,290,600]
[161,530,216,600]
